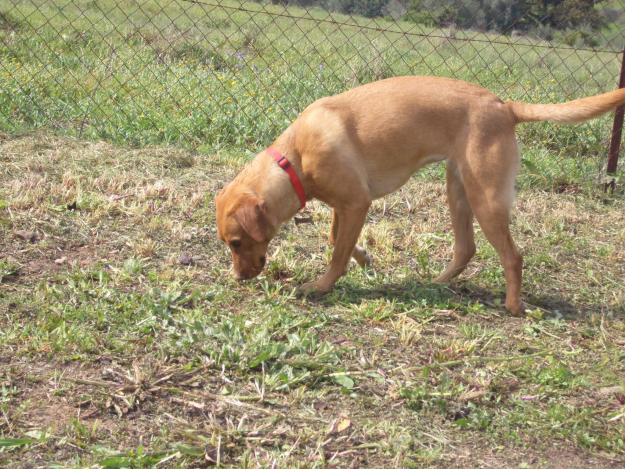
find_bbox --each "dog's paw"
[505,300,526,317]
[353,247,373,268]
[433,265,464,284]
[296,280,332,299]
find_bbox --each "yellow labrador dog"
[215,76,625,315]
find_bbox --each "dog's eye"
[229,239,242,249]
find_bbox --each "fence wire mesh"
[0,0,624,177]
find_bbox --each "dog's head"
[215,183,277,280]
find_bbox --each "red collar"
[266,147,307,209]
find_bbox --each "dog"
[215,76,625,315]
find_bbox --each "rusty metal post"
[605,43,625,192]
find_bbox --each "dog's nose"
[234,268,261,281]
[233,270,250,281]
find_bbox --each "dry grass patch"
[1,133,624,467]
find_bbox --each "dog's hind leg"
[434,161,476,283]
[461,133,524,316]
[329,209,372,267]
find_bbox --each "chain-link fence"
[1,0,624,170]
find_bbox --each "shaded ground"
[1,133,625,467]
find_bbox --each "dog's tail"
[507,87,625,124]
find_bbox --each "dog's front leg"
[299,203,370,296]
[329,209,373,267]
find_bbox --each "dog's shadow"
[316,277,623,320]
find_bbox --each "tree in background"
[405,0,607,45]
[270,0,617,46]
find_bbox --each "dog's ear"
[234,197,274,243]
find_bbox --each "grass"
[0,0,623,163]
[1,0,625,467]
[1,134,624,467]
[1,0,622,195]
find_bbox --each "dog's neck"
[259,163,303,225]
[259,128,305,226]
[245,146,304,227]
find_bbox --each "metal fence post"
[605,43,625,192]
